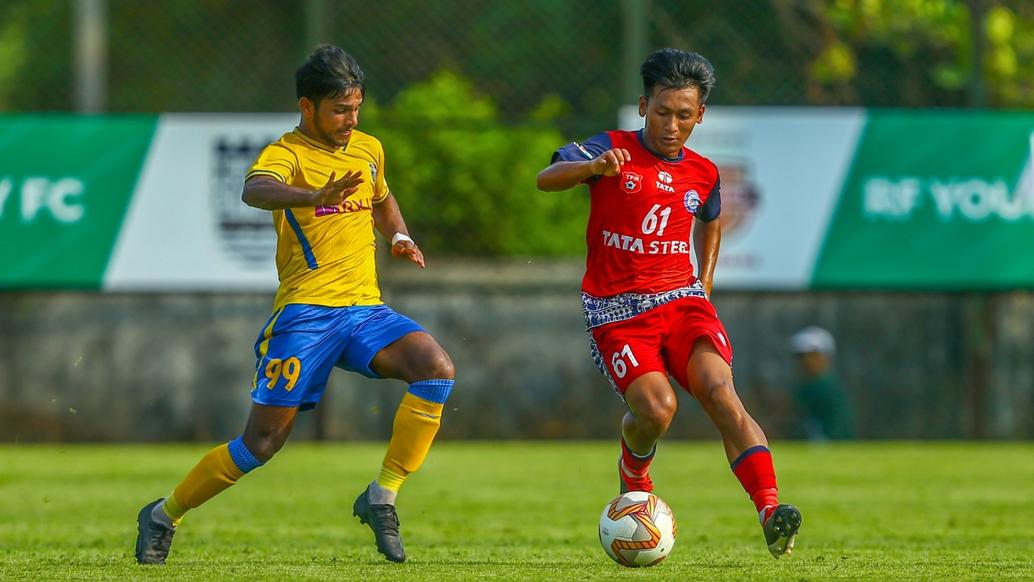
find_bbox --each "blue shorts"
[250,303,424,410]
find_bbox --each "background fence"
[7,1,1034,115]
[1,0,1033,441]
[4,274,1033,441]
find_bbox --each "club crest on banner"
[716,160,761,239]
[212,136,278,265]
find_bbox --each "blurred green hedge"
[364,71,589,257]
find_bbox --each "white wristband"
[391,232,414,246]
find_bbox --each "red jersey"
[552,129,722,297]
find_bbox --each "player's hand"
[392,239,425,269]
[311,170,363,207]
[590,148,631,177]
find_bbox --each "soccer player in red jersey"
[536,48,801,558]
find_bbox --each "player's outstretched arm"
[535,148,631,192]
[694,217,721,296]
[241,171,363,211]
[373,192,425,269]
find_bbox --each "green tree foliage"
[0,1,71,111]
[811,0,1034,107]
[5,1,1033,257]
[6,1,1034,114]
[324,0,620,128]
[105,0,302,112]
[362,71,589,256]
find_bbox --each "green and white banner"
[0,114,292,291]
[104,115,291,290]
[2,110,1033,290]
[0,116,156,287]
[621,106,1034,290]
[812,111,1034,289]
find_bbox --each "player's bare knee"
[420,349,455,380]
[252,438,284,463]
[638,398,677,434]
[644,412,674,436]
[242,431,287,462]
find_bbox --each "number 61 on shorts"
[611,344,640,379]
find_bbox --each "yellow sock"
[377,467,406,493]
[380,392,444,492]
[160,492,187,526]
[164,443,246,521]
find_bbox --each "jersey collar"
[636,129,684,163]
[293,127,346,153]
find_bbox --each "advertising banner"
[813,110,1034,289]
[3,111,1033,290]
[620,106,1034,290]
[103,115,292,290]
[0,116,156,287]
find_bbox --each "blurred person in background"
[537,48,800,559]
[790,326,854,441]
[134,45,454,565]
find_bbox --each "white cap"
[791,326,835,355]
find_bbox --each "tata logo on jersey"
[656,170,675,192]
[621,172,643,194]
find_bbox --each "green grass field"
[1,442,1032,580]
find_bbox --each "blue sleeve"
[697,177,721,222]
[550,132,612,163]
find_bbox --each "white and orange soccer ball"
[598,491,677,567]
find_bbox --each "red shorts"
[589,296,733,395]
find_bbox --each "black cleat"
[135,498,175,564]
[352,488,406,563]
[762,504,802,559]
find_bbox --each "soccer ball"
[598,491,677,567]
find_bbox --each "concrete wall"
[2,261,1032,442]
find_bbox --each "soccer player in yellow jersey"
[135,45,454,565]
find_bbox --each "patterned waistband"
[581,283,708,330]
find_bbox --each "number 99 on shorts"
[264,357,302,391]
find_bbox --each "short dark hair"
[640,48,716,103]
[295,44,365,103]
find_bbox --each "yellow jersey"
[246,128,389,310]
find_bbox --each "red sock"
[620,438,655,477]
[730,445,779,516]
